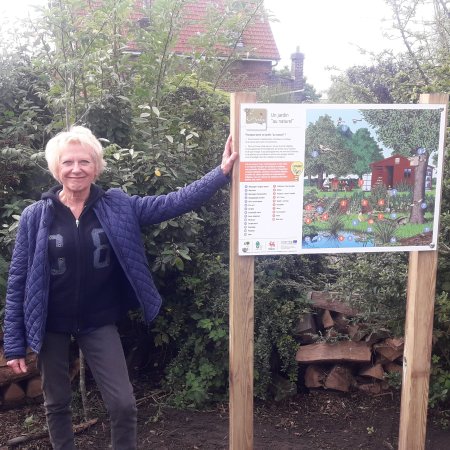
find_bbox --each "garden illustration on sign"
[302,106,445,252]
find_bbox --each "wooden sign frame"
[229,92,448,450]
[398,93,448,450]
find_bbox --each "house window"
[137,0,151,28]
[395,158,400,164]
[229,30,245,48]
[404,168,412,178]
[137,16,151,28]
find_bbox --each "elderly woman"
[4,126,237,450]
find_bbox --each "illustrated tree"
[361,108,443,223]
[345,128,384,178]
[305,114,354,187]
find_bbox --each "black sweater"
[43,185,128,334]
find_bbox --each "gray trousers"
[37,325,137,450]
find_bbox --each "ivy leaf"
[174,257,184,271]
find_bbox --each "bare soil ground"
[1,384,449,450]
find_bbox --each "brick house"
[84,0,305,100]
[135,0,304,97]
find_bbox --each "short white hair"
[45,126,106,183]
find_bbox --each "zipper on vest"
[74,212,85,331]
[75,218,81,332]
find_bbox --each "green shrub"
[253,255,328,399]
[328,252,407,336]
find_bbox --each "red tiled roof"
[129,0,279,60]
[170,0,279,60]
[75,1,280,61]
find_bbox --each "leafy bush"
[370,183,388,207]
[160,254,230,407]
[253,255,329,399]
[327,252,407,336]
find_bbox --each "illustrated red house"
[370,155,434,190]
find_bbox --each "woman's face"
[57,143,98,195]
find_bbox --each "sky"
[264,0,405,93]
[1,0,430,94]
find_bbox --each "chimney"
[291,46,305,102]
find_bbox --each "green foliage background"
[1,0,450,410]
[0,0,325,407]
[327,0,450,409]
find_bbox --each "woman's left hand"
[221,134,238,176]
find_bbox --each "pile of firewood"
[1,291,403,405]
[0,333,81,408]
[295,291,403,394]
[0,331,43,407]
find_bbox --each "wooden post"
[229,92,256,450]
[398,93,448,450]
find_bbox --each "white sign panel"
[238,104,447,256]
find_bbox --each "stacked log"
[0,331,42,407]
[0,331,81,408]
[296,291,404,394]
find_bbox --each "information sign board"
[239,104,447,255]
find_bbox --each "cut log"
[374,339,404,362]
[307,291,359,316]
[384,337,404,351]
[3,382,26,403]
[364,329,391,345]
[384,362,403,375]
[374,353,390,365]
[304,364,327,388]
[294,313,317,337]
[321,310,335,329]
[26,376,43,398]
[0,353,39,387]
[296,341,372,364]
[333,313,349,333]
[325,328,340,340]
[324,365,353,392]
[347,324,368,342]
[0,348,7,367]
[0,347,34,367]
[357,382,383,395]
[358,363,385,380]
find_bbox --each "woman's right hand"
[221,134,238,175]
[7,358,28,374]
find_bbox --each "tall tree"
[305,114,354,186]
[33,0,133,128]
[346,128,384,177]
[328,0,450,104]
[361,108,443,223]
